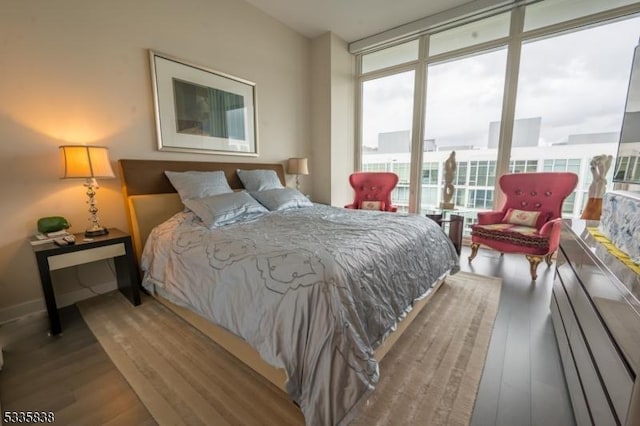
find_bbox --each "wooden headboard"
[119,159,286,262]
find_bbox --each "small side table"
[31,228,141,335]
[426,213,464,255]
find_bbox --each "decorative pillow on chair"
[360,200,385,211]
[502,208,541,227]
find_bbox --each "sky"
[361,15,640,150]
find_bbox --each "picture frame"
[149,50,258,156]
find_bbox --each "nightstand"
[425,211,464,256]
[31,228,141,335]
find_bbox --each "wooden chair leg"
[526,255,543,281]
[468,243,480,262]
[545,252,554,266]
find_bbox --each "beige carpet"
[78,271,501,426]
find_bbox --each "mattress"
[141,204,460,425]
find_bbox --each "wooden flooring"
[464,247,575,426]
[0,246,575,425]
[0,306,155,425]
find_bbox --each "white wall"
[0,0,311,320]
[310,34,333,204]
[310,32,355,206]
[329,34,356,208]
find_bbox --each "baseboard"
[0,299,46,325]
[0,281,117,325]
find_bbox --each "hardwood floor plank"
[469,251,511,426]
[61,391,145,426]
[469,305,509,424]
[102,404,157,426]
[4,347,109,402]
[0,306,153,423]
[530,323,574,426]
[463,247,575,426]
[4,383,77,415]
[496,380,532,426]
[495,272,534,426]
[499,281,532,393]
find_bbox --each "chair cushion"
[360,200,385,210]
[471,223,549,250]
[502,208,540,227]
[502,208,552,229]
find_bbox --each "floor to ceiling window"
[356,0,640,228]
[360,37,419,212]
[422,48,507,214]
[361,70,416,211]
[513,16,640,215]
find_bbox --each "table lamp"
[287,157,309,191]
[59,145,115,237]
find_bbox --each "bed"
[119,159,460,425]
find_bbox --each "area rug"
[78,271,501,426]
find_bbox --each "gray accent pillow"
[237,169,283,192]
[165,170,233,202]
[183,192,268,228]
[250,188,312,211]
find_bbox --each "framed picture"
[149,50,258,156]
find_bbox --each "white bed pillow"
[183,191,268,227]
[250,188,312,211]
[237,169,283,192]
[165,170,233,202]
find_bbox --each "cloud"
[361,15,640,150]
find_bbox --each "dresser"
[550,220,640,426]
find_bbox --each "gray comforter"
[141,204,459,425]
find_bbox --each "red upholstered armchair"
[468,172,578,281]
[345,172,399,212]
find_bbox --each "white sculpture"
[587,154,613,198]
[581,154,613,220]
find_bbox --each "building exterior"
[363,124,620,233]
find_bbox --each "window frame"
[355,1,640,213]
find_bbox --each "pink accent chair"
[468,172,578,281]
[345,172,399,212]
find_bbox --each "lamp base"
[85,227,109,237]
